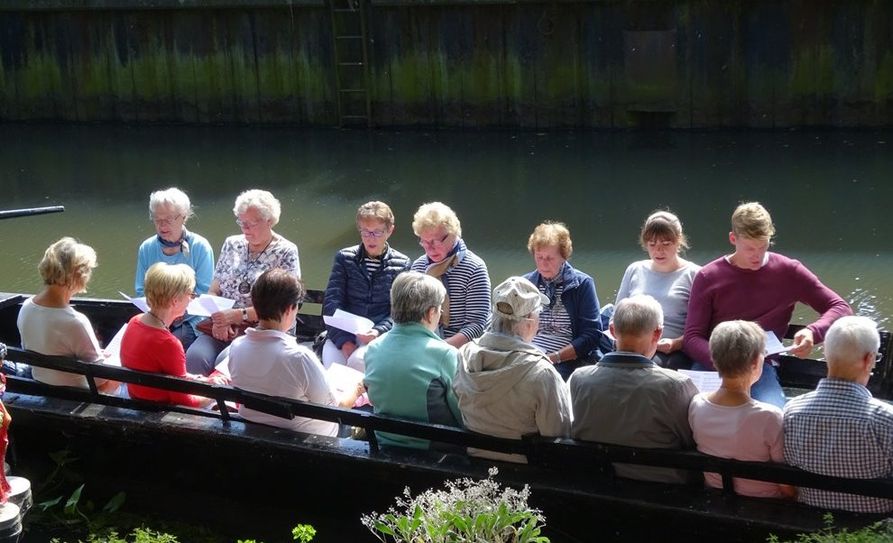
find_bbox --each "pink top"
[682,253,851,368]
[688,393,786,498]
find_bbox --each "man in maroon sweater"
[683,202,852,408]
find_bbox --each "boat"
[0,291,891,542]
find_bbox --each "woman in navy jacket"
[322,201,411,371]
[523,222,603,381]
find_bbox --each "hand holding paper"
[324,309,375,336]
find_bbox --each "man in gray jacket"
[454,276,572,463]
[570,294,698,483]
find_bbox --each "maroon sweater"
[682,253,852,369]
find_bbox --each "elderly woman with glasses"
[409,202,491,348]
[17,237,119,393]
[134,187,215,351]
[185,189,300,376]
[122,263,216,407]
[523,222,603,381]
[321,201,410,371]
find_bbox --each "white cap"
[492,277,549,320]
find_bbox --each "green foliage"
[768,514,893,543]
[362,467,549,543]
[51,527,180,543]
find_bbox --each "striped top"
[364,256,382,275]
[411,239,491,341]
[783,378,893,513]
[532,282,573,353]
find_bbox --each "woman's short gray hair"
[149,187,193,221]
[709,320,765,378]
[390,271,445,324]
[233,189,281,227]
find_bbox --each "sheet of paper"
[323,309,375,335]
[678,369,722,394]
[187,294,236,317]
[765,331,792,357]
[326,363,369,408]
[119,291,149,313]
[102,323,128,367]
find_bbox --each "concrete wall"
[1,0,892,127]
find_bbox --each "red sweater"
[120,315,207,408]
[683,253,852,369]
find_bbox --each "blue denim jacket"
[323,243,411,348]
[524,262,602,359]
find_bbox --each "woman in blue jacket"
[523,222,603,381]
[322,201,411,371]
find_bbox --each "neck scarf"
[157,228,190,256]
[425,240,464,327]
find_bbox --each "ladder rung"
[333,8,358,12]
[336,35,363,40]
[341,115,368,120]
[339,88,367,93]
[338,62,364,66]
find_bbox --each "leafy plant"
[768,514,893,543]
[362,467,549,543]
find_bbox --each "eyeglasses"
[359,228,387,239]
[418,233,450,249]
[150,214,183,227]
[876,352,884,363]
[188,291,199,299]
[236,218,263,230]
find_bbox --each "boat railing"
[2,344,893,503]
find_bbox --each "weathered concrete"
[1,0,891,127]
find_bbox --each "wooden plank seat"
[1,345,891,533]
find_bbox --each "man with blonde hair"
[783,316,893,513]
[570,295,698,483]
[683,202,851,408]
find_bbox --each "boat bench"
[2,344,892,539]
[778,324,893,397]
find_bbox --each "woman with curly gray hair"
[186,189,300,375]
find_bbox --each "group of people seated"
[14,188,891,515]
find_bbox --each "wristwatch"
[241,308,249,322]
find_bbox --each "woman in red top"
[121,263,215,407]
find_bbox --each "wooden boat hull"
[0,292,890,541]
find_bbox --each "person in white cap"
[453,276,572,463]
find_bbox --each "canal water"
[2,124,891,328]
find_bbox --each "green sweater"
[364,322,462,449]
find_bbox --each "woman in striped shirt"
[523,222,603,381]
[409,202,491,348]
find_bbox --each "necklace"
[238,236,275,295]
[146,311,167,328]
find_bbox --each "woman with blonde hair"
[17,237,119,393]
[186,189,300,375]
[616,210,700,368]
[523,222,603,380]
[121,262,217,407]
[134,187,215,351]
[409,202,490,348]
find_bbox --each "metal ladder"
[329,0,372,127]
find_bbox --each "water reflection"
[2,124,891,327]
